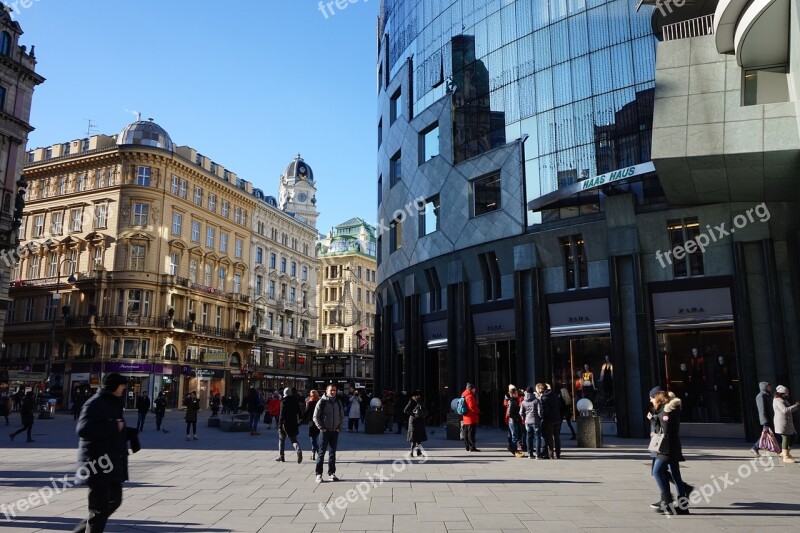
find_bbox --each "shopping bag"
[757,426,781,454]
[648,431,669,454]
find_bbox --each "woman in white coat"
[773,385,800,463]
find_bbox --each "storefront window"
[550,335,614,421]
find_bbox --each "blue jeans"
[526,423,543,456]
[653,458,686,497]
[316,431,339,475]
[310,433,319,454]
[249,412,260,431]
[508,420,521,450]
[137,412,147,431]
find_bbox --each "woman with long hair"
[305,390,321,461]
[649,390,689,515]
[773,385,800,463]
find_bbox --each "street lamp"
[45,259,77,404]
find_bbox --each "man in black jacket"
[73,373,139,533]
[277,387,303,463]
[154,392,167,432]
[540,384,562,459]
[751,381,774,456]
[9,391,35,443]
[135,392,150,432]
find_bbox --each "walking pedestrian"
[773,385,800,463]
[184,391,200,441]
[504,385,523,456]
[0,393,10,426]
[266,392,281,429]
[9,391,35,443]
[210,393,220,416]
[348,390,362,432]
[154,392,167,432]
[649,389,689,515]
[460,383,480,452]
[73,373,140,533]
[232,393,240,414]
[305,390,321,461]
[404,390,428,457]
[313,384,344,483]
[560,384,576,440]
[751,382,774,456]
[246,386,263,436]
[277,388,303,463]
[135,392,150,432]
[519,386,543,459]
[71,392,85,421]
[540,384,562,459]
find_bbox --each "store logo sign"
[568,316,591,323]
[678,306,705,314]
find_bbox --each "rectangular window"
[33,215,44,237]
[77,174,87,192]
[220,233,228,253]
[280,257,287,273]
[560,235,588,290]
[208,193,216,212]
[204,264,212,286]
[171,175,179,195]
[206,227,215,248]
[473,173,502,217]
[222,200,229,218]
[58,177,66,195]
[269,253,276,269]
[290,261,297,277]
[233,273,241,293]
[172,213,182,236]
[420,123,440,163]
[301,265,308,281]
[189,259,198,283]
[235,238,243,259]
[169,252,179,276]
[96,170,105,189]
[216,306,222,328]
[667,218,704,278]
[50,211,63,235]
[67,249,77,274]
[390,88,401,124]
[218,268,226,290]
[132,203,149,226]
[234,207,241,224]
[202,303,209,326]
[194,186,202,205]
[136,166,151,186]
[478,251,502,301]
[419,195,440,237]
[47,253,58,277]
[289,287,296,303]
[255,275,263,296]
[191,221,200,243]
[130,245,146,271]
[378,118,383,146]
[93,246,103,269]
[743,65,789,106]
[268,280,276,299]
[390,220,402,253]
[256,247,263,264]
[94,204,107,229]
[377,175,382,205]
[70,208,82,232]
[390,150,402,186]
[25,297,34,322]
[179,179,187,199]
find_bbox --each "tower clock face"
[297,192,308,203]
[298,165,307,177]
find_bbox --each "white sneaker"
[193,435,198,441]
[328,474,339,482]
[315,474,323,483]
[186,435,190,441]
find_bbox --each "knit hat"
[102,373,128,392]
[776,385,789,394]
[508,384,517,391]
[648,386,662,399]
[283,387,291,397]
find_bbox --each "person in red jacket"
[461,383,481,452]
[265,392,282,429]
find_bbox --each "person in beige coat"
[772,385,800,463]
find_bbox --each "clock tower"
[279,154,319,229]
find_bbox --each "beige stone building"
[2,119,267,408]
[313,218,377,392]
[0,6,44,364]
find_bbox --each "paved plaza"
[0,411,797,532]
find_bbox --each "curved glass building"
[376,0,800,438]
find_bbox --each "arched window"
[0,32,11,56]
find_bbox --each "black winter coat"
[76,390,134,485]
[154,397,167,416]
[652,397,684,462]
[540,390,562,423]
[19,395,35,426]
[136,396,150,414]
[279,394,303,436]
[305,399,320,437]
[404,399,428,443]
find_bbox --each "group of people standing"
[751,382,800,462]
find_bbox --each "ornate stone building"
[314,218,377,392]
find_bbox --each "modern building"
[250,155,320,394]
[314,218,377,392]
[375,0,799,439]
[0,120,319,409]
[0,5,45,377]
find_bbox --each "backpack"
[456,396,469,415]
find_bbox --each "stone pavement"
[0,410,797,532]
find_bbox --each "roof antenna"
[84,119,98,137]
[137,112,142,121]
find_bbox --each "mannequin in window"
[687,347,706,420]
[713,355,736,420]
[575,370,584,398]
[599,356,614,398]
[581,364,596,401]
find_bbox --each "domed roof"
[116,118,174,151]
[284,154,313,181]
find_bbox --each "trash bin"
[365,409,385,434]
[577,413,602,448]
[446,413,462,440]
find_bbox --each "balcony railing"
[662,14,715,41]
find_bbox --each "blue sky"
[12,0,379,235]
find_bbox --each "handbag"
[648,430,669,454]
[757,426,781,454]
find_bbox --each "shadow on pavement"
[0,516,230,532]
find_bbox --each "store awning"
[527,162,656,212]
[422,318,447,348]
[473,308,515,341]
[652,287,734,330]
[548,298,611,337]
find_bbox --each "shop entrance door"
[477,340,516,427]
[424,347,448,425]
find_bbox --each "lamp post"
[44,258,76,418]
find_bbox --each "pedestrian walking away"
[649,388,689,516]
[9,391,35,443]
[246,386,263,436]
[773,385,800,463]
[404,390,428,457]
[751,382,774,456]
[73,373,141,533]
[540,384,562,459]
[313,383,344,483]
[460,383,481,452]
[277,387,303,463]
[305,390,321,461]
[184,391,200,441]
[154,392,167,432]
[135,392,150,432]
